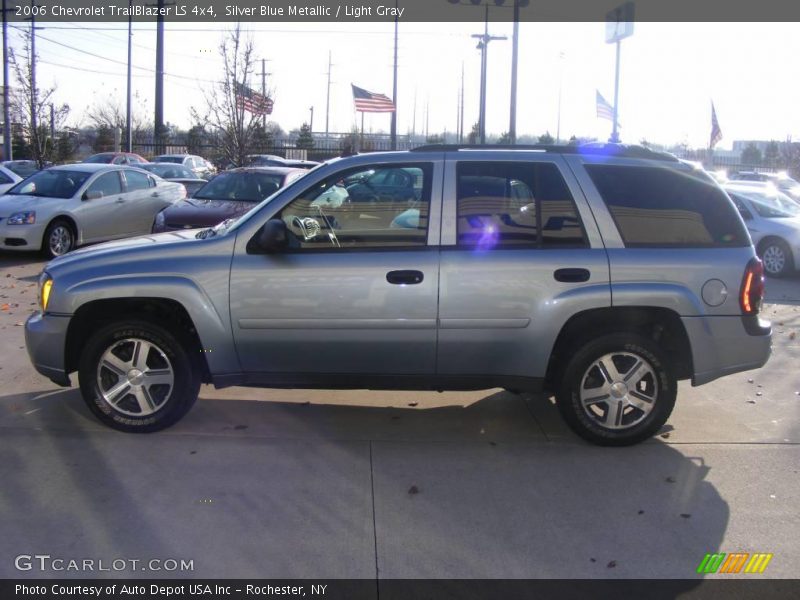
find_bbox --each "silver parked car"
[725,182,800,277]
[25,145,771,445]
[0,164,186,258]
[0,164,23,195]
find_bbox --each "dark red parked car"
[151,166,306,232]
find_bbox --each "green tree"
[496,131,512,144]
[11,129,32,159]
[186,124,209,156]
[538,131,555,144]
[764,140,780,166]
[466,122,480,145]
[54,132,78,163]
[297,123,314,149]
[741,143,762,166]
[93,125,115,152]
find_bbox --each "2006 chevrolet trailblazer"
[24,145,772,445]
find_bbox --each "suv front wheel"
[78,320,201,432]
[556,333,676,446]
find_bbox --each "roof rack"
[409,143,679,162]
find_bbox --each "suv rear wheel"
[78,320,201,432]
[556,333,676,446]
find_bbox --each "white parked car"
[0,164,186,258]
[0,164,23,195]
[725,182,800,277]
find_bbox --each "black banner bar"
[3,579,800,600]
[4,0,800,23]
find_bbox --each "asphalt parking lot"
[1,251,799,581]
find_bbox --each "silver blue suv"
[25,145,772,445]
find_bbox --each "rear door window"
[456,161,587,248]
[585,165,749,247]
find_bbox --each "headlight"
[153,210,166,232]
[40,275,53,312]
[7,211,35,225]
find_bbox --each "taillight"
[740,258,765,315]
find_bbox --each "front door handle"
[554,268,590,283]
[386,270,424,285]
[115,198,126,203]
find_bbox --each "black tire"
[759,238,794,278]
[556,333,676,446]
[78,320,201,432]
[42,219,76,259]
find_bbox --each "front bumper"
[25,311,72,387]
[0,222,46,251]
[683,314,772,386]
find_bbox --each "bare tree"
[191,25,272,167]
[9,29,70,167]
[86,92,151,145]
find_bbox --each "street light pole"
[610,39,621,143]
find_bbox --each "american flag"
[710,101,723,149]
[596,90,614,121]
[351,84,395,113]
[235,82,273,115]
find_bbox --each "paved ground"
[1,251,799,580]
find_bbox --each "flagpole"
[390,0,398,150]
[360,111,364,152]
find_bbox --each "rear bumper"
[24,312,71,387]
[683,314,772,386]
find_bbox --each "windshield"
[194,171,284,202]
[6,170,91,198]
[736,189,800,218]
[4,162,38,177]
[141,164,193,179]
[83,154,115,164]
[153,156,184,164]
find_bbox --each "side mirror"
[254,219,288,253]
[83,190,103,201]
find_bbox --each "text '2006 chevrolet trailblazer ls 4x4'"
[25,144,772,445]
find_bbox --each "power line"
[11,25,218,84]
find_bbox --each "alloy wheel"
[579,351,658,430]
[96,338,174,417]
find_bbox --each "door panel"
[437,155,611,380]
[230,250,439,374]
[229,159,443,376]
[75,171,128,243]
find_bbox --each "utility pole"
[30,1,37,163]
[471,5,506,144]
[126,0,132,152]
[309,106,314,131]
[2,0,11,160]
[324,51,332,136]
[154,0,165,153]
[459,62,464,143]
[49,102,54,145]
[509,0,520,144]
[411,88,416,141]
[390,0,398,150]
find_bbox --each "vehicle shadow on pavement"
[0,251,45,269]
[0,388,727,583]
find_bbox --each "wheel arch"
[544,306,693,391]
[65,297,215,382]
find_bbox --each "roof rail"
[409,143,679,162]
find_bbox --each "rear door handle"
[386,270,424,285]
[554,268,590,283]
[115,198,126,203]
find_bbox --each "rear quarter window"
[585,165,749,247]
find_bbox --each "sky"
[6,20,800,149]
